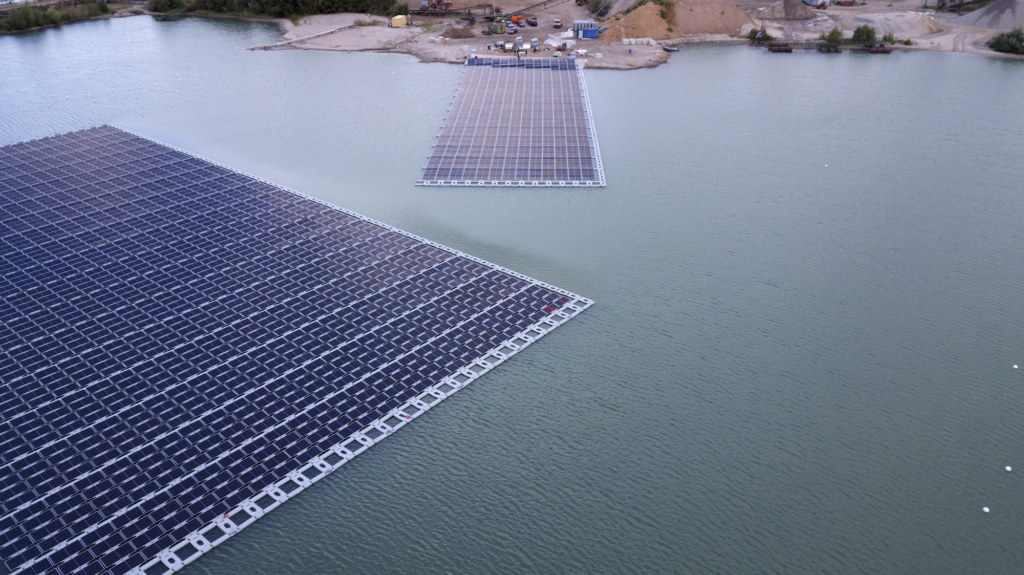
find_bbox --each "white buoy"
[1014,365,1018,369]
[1007,466,1012,472]
[983,507,990,513]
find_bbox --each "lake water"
[3,16,1024,575]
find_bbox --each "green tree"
[851,24,876,43]
[820,26,843,45]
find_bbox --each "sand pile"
[673,0,753,34]
[851,12,943,36]
[605,3,675,41]
[604,0,752,40]
[954,0,1024,30]
[763,0,816,21]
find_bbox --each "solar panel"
[418,57,606,187]
[0,126,592,575]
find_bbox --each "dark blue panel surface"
[0,127,583,575]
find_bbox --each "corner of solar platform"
[0,126,592,575]
[419,57,605,188]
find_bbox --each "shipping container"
[391,15,407,27]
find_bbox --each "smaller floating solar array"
[419,57,605,187]
[0,126,591,575]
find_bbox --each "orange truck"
[512,15,525,25]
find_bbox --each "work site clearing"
[263,0,1024,67]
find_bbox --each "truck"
[511,15,525,26]
[553,18,562,28]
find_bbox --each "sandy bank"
[247,0,1021,66]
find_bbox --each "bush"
[851,24,876,43]
[387,1,407,16]
[5,3,43,30]
[1,0,111,31]
[882,31,895,44]
[44,7,62,24]
[988,26,1024,54]
[819,26,843,45]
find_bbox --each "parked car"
[507,26,517,33]
[528,17,537,26]
[553,18,562,28]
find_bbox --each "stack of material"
[603,0,752,41]
[763,0,816,20]
[954,0,1024,30]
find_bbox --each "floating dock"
[418,57,606,187]
[0,126,592,575]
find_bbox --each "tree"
[820,26,843,45]
[851,24,876,43]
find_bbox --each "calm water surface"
[3,16,1024,574]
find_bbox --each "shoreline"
[249,3,1021,69]
[5,0,1021,65]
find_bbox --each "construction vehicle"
[430,0,452,8]
[511,14,525,25]
[553,18,562,27]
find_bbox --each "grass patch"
[625,0,674,23]
[354,18,383,25]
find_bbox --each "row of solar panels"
[1,197,391,375]
[1,127,591,575]
[466,57,578,69]
[1,265,528,503]
[2,285,564,572]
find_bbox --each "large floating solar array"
[418,57,605,187]
[0,126,592,575]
